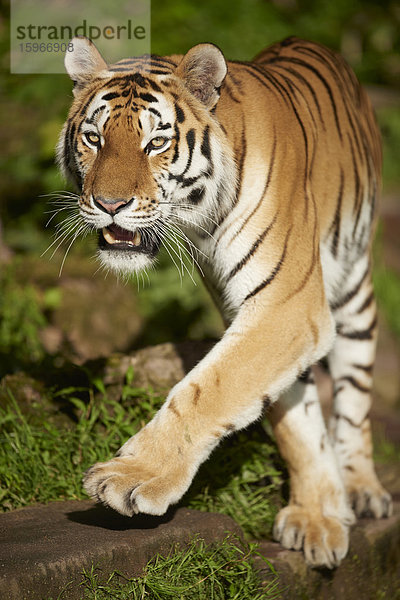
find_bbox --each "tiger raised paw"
[56,35,392,568]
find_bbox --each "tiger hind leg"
[270,373,355,568]
[328,258,392,518]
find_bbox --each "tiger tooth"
[133,231,141,246]
[103,227,117,244]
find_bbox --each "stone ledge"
[0,502,241,600]
[257,499,400,599]
[2,496,400,600]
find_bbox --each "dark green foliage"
[0,263,47,369]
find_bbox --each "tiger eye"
[84,132,100,146]
[151,137,166,148]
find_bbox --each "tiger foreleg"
[84,289,335,524]
[83,320,273,517]
[270,375,355,568]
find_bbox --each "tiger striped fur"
[57,35,392,568]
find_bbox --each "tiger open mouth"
[99,223,162,256]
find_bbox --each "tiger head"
[57,36,236,274]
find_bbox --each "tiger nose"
[93,196,133,215]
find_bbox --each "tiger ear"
[175,43,227,109]
[65,36,108,90]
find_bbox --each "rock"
[256,501,400,600]
[0,502,242,600]
[0,373,60,425]
[102,340,214,391]
[12,253,143,364]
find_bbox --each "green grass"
[48,536,280,600]
[0,367,283,537]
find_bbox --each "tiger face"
[57,37,236,274]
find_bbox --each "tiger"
[56,34,392,568]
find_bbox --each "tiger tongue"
[103,224,141,246]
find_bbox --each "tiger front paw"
[273,505,354,569]
[83,455,190,516]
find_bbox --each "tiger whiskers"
[58,221,92,277]
[159,201,218,242]
[42,191,81,228]
[167,221,207,273]
[41,192,94,275]
[155,219,206,283]
[151,222,189,285]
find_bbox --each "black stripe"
[267,56,342,141]
[169,173,202,187]
[149,107,162,118]
[150,55,178,67]
[330,168,344,258]
[200,125,211,160]
[331,265,369,311]
[242,66,277,97]
[244,227,291,302]
[183,129,196,174]
[171,123,180,164]
[175,103,185,123]
[131,73,147,87]
[186,187,205,204]
[79,91,98,116]
[269,63,324,126]
[181,175,202,188]
[268,65,318,131]
[337,375,371,393]
[147,78,162,92]
[356,290,374,314]
[245,63,290,103]
[63,120,72,170]
[211,117,246,239]
[347,133,361,218]
[338,314,377,341]
[352,363,373,373]
[139,93,158,103]
[227,212,277,281]
[342,99,363,159]
[334,413,364,428]
[223,78,241,103]
[157,122,172,131]
[102,92,120,101]
[86,105,106,124]
[246,62,310,201]
[235,130,277,238]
